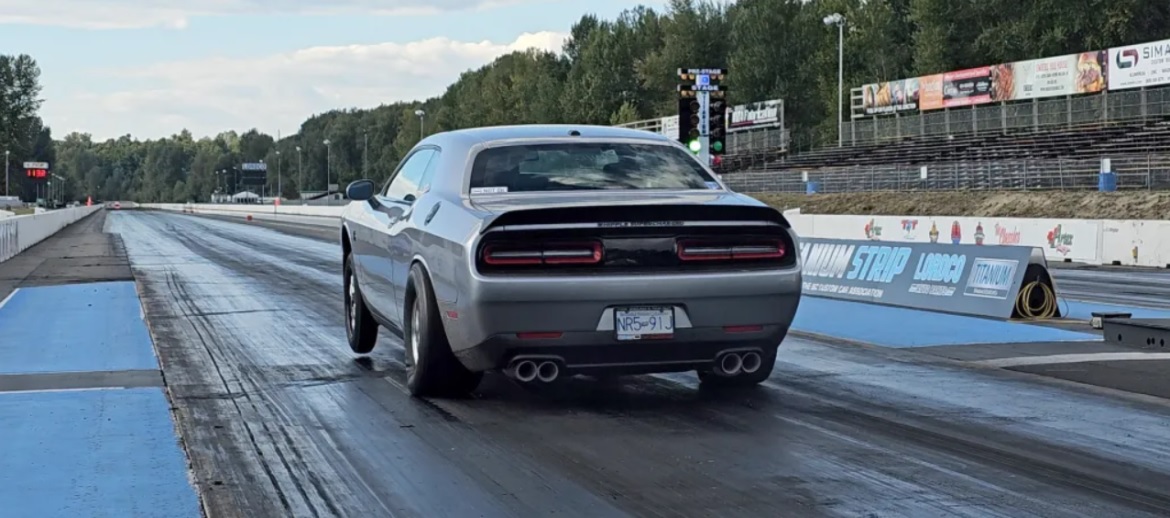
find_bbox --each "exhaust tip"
[536,361,560,383]
[718,353,743,376]
[513,360,538,382]
[741,352,762,374]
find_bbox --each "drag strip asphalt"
[110,210,1170,517]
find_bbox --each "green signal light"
[688,139,702,153]
[711,140,723,152]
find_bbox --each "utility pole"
[4,150,8,197]
[363,131,369,179]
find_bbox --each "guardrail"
[145,203,1170,269]
[0,206,104,264]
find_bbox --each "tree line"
[3,0,1168,203]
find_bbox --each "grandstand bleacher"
[746,118,1170,172]
[716,117,1170,194]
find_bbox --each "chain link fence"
[723,153,1170,193]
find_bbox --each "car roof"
[431,124,674,146]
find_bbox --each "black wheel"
[697,347,777,388]
[403,264,482,398]
[344,254,379,354]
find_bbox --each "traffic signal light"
[708,96,726,156]
[677,97,702,154]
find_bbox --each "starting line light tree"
[676,68,728,166]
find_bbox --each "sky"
[0,0,655,141]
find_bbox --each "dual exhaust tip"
[715,351,763,377]
[509,359,560,383]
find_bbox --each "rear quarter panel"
[406,193,488,311]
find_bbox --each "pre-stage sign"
[799,238,1036,319]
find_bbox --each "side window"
[418,151,442,193]
[384,149,435,200]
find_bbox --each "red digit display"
[26,168,48,179]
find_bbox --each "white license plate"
[614,306,674,341]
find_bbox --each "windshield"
[468,142,719,193]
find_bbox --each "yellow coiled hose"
[1015,280,1058,319]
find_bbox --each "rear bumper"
[442,267,802,373]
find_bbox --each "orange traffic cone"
[86,196,92,207]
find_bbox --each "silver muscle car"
[339,124,802,397]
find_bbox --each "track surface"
[106,210,1170,518]
[1050,266,1170,309]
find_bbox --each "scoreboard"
[24,162,49,181]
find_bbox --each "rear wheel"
[344,254,379,354]
[697,348,776,388]
[404,264,482,398]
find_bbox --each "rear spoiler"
[480,204,791,234]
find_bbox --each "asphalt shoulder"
[0,210,132,302]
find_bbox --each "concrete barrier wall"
[0,206,103,264]
[144,203,1170,269]
[146,203,343,228]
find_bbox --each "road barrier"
[0,206,103,264]
[787,212,1170,269]
[146,203,342,228]
[800,238,1059,320]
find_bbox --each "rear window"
[468,142,719,193]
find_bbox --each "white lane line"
[0,287,20,311]
[975,352,1170,368]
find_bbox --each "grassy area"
[750,190,1170,220]
[7,207,35,216]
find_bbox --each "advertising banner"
[860,79,920,115]
[1108,38,1170,90]
[792,214,1102,264]
[941,67,993,107]
[729,99,784,131]
[989,52,1108,101]
[799,238,1034,319]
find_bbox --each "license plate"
[614,306,674,341]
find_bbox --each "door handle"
[424,203,441,225]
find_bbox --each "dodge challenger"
[339,124,802,397]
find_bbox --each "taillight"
[482,241,602,266]
[677,239,785,261]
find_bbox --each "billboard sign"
[728,99,784,131]
[798,238,1034,319]
[860,79,919,115]
[239,162,267,186]
[1108,38,1170,90]
[989,52,1108,101]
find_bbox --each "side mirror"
[346,179,376,201]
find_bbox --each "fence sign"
[799,238,1035,319]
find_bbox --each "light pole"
[275,150,282,200]
[323,139,332,196]
[824,12,845,147]
[3,150,9,197]
[295,146,303,195]
[363,131,368,179]
[415,109,426,140]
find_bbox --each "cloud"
[44,31,569,140]
[0,0,532,29]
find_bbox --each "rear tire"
[404,264,482,398]
[344,254,379,354]
[697,348,776,388]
